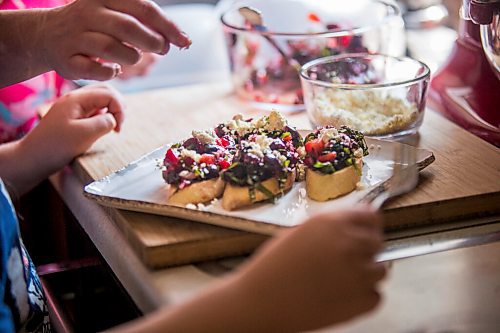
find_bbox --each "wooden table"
[49,81,500,331]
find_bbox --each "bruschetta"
[162,129,235,205]
[304,126,368,201]
[221,128,303,210]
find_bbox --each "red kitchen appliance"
[429,0,500,147]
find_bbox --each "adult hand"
[234,206,386,332]
[40,0,191,81]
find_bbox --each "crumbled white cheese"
[224,111,289,137]
[226,118,254,136]
[253,116,266,129]
[296,164,306,181]
[265,110,287,131]
[296,146,306,158]
[245,134,274,158]
[197,203,208,211]
[253,110,287,131]
[246,142,265,158]
[254,135,273,150]
[180,148,201,163]
[272,150,287,164]
[179,170,190,178]
[319,127,339,143]
[185,203,197,209]
[232,114,244,121]
[353,148,364,158]
[312,89,419,136]
[192,129,217,144]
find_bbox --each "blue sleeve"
[0,179,16,332]
[0,303,15,333]
[1,237,15,332]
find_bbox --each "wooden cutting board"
[72,82,500,269]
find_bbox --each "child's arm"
[0,85,124,196]
[0,0,191,88]
[110,207,386,333]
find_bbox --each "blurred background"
[108,0,460,93]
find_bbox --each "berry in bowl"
[220,0,406,112]
[300,53,431,138]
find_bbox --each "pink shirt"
[0,0,69,143]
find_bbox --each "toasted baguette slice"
[222,173,295,211]
[167,178,225,206]
[306,159,362,201]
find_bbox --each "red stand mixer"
[429,0,500,147]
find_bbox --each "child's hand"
[41,0,191,81]
[233,206,386,332]
[23,84,124,172]
[0,85,124,195]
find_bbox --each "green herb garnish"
[255,183,275,200]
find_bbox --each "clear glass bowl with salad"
[220,0,406,112]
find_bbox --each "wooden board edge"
[144,233,268,269]
[383,192,500,231]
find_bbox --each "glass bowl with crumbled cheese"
[300,53,430,138]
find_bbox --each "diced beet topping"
[183,157,195,167]
[203,144,220,154]
[163,137,233,186]
[222,131,299,187]
[214,124,226,138]
[183,137,204,153]
[270,140,286,151]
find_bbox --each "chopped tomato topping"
[199,154,216,165]
[218,159,231,169]
[305,138,325,156]
[216,137,230,147]
[164,148,179,165]
[282,134,292,142]
[318,152,337,162]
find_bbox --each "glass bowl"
[221,0,406,112]
[300,53,431,138]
